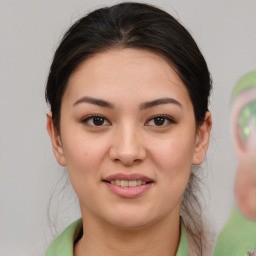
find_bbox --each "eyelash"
[81,114,176,127]
[145,114,177,127]
[82,114,111,127]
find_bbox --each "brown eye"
[145,115,176,127]
[82,115,111,127]
[153,116,166,126]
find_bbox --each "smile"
[102,173,154,198]
[104,180,153,187]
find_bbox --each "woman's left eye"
[82,115,111,127]
[145,115,176,127]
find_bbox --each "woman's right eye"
[82,115,111,127]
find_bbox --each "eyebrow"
[73,96,182,109]
[139,97,182,110]
[73,96,115,108]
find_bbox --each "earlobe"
[192,112,212,165]
[46,112,67,166]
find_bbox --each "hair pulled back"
[46,2,211,131]
[45,2,212,255]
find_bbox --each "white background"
[0,0,255,255]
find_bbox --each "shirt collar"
[45,218,188,256]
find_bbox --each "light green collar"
[45,218,188,256]
[176,220,189,255]
[45,219,83,256]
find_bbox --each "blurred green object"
[214,207,256,255]
[231,70,256,100]
[238,100,256,146]
[214,70,256,255]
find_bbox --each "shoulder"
[45,218,83,256]
[214,207,256,256]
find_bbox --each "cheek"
[61,125,107,164]
[147,133,195,200]
[60,129,110,191]
[60,134,110,211]
[149,133,195,176]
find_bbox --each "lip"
[102,173,154,198]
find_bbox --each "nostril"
[111,155,144,166]
[109,134,147,165]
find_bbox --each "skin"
[231,88,256,220]
[47,48,212,256]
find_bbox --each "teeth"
[128,180,136,187]
[109,180,149,187]
[121,180,128,187]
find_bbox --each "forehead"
[64,48,191,106]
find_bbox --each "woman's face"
[48,48,211,229]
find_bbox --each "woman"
[45,2,212,255]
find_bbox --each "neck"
[74,207,181,256]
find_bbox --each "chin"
[110,218,154,231]
[102,207,157,230]
[103,204,176,231]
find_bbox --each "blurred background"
[0,0,255,255]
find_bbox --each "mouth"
[103,179,153,187]
[102,173,154,198]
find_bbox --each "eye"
[82,115,111,127]
[145,115,176,127]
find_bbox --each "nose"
[109,124,147,166]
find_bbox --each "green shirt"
[46,207,256,256]
[45,219,189,256]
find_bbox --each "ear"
[192,111,212,165]
[46,112,67,166]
